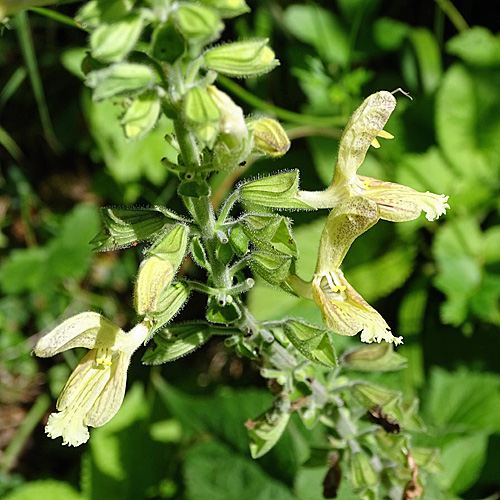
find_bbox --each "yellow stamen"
[95,348,113,367]
[377,129,394,139]
[371,138,381,148]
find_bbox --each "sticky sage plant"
[32,0,449,497]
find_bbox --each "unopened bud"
[134,256,174,315]
[203,39,279,77]
[121,91,161,140]
[350,452,378,488]
[90,12,145,63]
[175,3,223,44]
[199,0,250,18]
[250,117,290,157]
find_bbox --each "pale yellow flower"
[287,196,402,344]
[296,91,449,222]
[34,313,149,446]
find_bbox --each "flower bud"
[121,90,161,140]
[185,87,220,124]
[134,256,174,315]
[90,12,145,63]
[198,0,250,18]
[249,117,290,157]
[175,3,223,44]
[185,87,221,145]
[350,452,378,488]
[148,225,188,270]
[203,39,279,77]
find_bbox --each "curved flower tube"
[34,312,149,446]
[295,91,449,222]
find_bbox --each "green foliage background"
[1,0,500,498]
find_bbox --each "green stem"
[174,119,200,168]
[217,75,347,127]
[186,195,231,290]
[217,189,240,223]
[433,0,469,32]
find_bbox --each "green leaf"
[373,17,410,51]
[0,204,99,294]
[142,322,216,364]
[424,367,500,433]
[446,26,500,67]
[408,27,442,93]
[283,5,349,66]
[435,64,490,179]
[84,95,176,190]
[2,480,83,500]
[433,217,483,325]
[438,433,489,495]
[184,440,295,500]
[83,384,174,500]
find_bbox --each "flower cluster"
[291,91,449,343]
[242,90,449,344]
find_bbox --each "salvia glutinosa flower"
[287,196,403,345]
[296,91,450,222]
[34,313,149,446]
